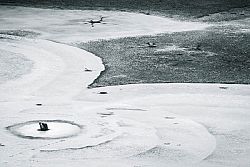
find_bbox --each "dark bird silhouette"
[88,16,105,27]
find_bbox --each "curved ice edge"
[6,120,83,139]
[0,38,105,99]
[40,138,114,152]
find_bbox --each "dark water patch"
[79,29,250,88]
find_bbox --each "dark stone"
[36,103,42,106]
[84,68,92,72]
[164,142,171,145]
[97,112,114,116]
[165,116,175,119]
[99,91,108,94]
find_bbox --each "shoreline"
[0,38,104,101]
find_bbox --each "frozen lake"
[0,5,250,167]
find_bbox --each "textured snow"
[0,5,250,167]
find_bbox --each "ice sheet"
[0,6,249,167]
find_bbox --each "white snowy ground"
[0,6,250,167]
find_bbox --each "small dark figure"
[196,44,202,51]
[84,68,92,72]
[42,123,48,130]
[146,42,157,47]
[88,17,105,27]
[39,122,49,131]
[39,122,43,130]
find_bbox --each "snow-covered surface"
[0,5,250,167]
[0,48,33,84]
[0,6,210,43]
